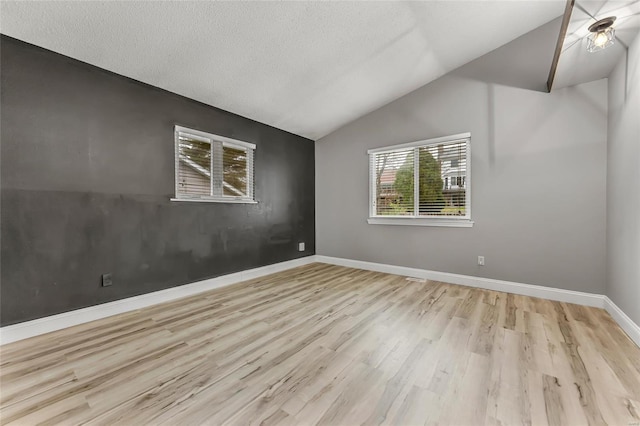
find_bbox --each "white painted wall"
[607,32,640,325]
[316,72,607,294]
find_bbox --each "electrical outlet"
[298,242,305,252]
[478,256,485,266]
[101,273,113,287]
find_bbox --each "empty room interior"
[1,0,639,425]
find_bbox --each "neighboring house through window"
[173,125,256,203]
[368,132,472,227]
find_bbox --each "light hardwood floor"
[1,263,639,425]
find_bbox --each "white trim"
[368,132,471,223]
[367,218,474,227]
[174,125,256,203]
[367,132,471,154]
[4,254,638,350]
[315,256,640,347]
[413,147,420,214]
[465,134,472,218]
[369,153,376,217]
[175,125,256,150]
[247,148,255,200]
[170,198,257,204]
[603,296,640,347]
[174,127,181,198]
[315,256,604,307]
[0,256,315,345]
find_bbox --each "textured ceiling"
[554,0,640,89]
[0,1,565,140]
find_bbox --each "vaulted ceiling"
[554,0,640,89]
[0,1,566,140]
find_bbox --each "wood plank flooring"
[1,263,639,425]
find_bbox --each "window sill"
[367,217,474,227]
[170,198,257,204]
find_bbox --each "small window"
[173,126,255,203]
[368,133,472,227]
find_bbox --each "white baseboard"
[316,255,640,347]
[3,254,638,349]
[315,256,605,308]
[603,296,640,347]
[0,256,316,345]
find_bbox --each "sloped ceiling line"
[552,0,640,90]
[0,1,565,140]
[547,0,576,92]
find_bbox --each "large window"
[173,125,255,203]
[368,133,472,227]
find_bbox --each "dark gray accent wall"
[0,35,315,326]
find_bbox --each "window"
[368,132,472,227]
[173,125,256,203]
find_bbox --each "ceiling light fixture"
[587,16,616,52]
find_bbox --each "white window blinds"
[369,133,470,220]
[175,126,255,203]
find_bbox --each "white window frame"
[367,132,473,227]
[171,125,256,204]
